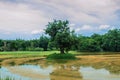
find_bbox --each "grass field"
[0,51,120,58]
[0,51,82,58]
[0,51,59,58]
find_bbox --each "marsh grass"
[0,77,14,80]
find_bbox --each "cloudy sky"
[0,0,120,40]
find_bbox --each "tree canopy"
[45,20,76,54]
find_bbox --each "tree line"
[0,20,120,52]
[0,29,119,52]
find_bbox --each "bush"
[47,53,76,60]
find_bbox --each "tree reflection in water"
[50,64,82,80]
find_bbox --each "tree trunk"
[43,47,47,51]
[60,47,65,54]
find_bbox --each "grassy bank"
[0,51,119,64]
[0,51,59,58]
[0,51,120,56]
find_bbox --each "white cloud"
[80,25,93,31]
[31,30,44,35]
[0,1,49,34]
[75,24,113,33]
[75,25,93,32]
[69,24,75,27]
[69,23,75,31]
[99,25,110,30]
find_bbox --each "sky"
[0,0,120,40]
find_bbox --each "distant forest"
[0,29,120,52]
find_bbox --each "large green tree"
[45,20,75,54]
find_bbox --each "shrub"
[47,53,76,60]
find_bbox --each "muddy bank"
[0,54,120,74]
[0,54,120,80]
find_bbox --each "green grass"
[0,51,80,59]
[0,51,80,57]
[0,51,60,58]
[0,51,119,58]
[0,51,58,55]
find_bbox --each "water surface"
[0,63,120,80]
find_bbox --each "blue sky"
[0,0,120,40]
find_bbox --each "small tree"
[45,20,75,54]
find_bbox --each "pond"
[0,62,120,80]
